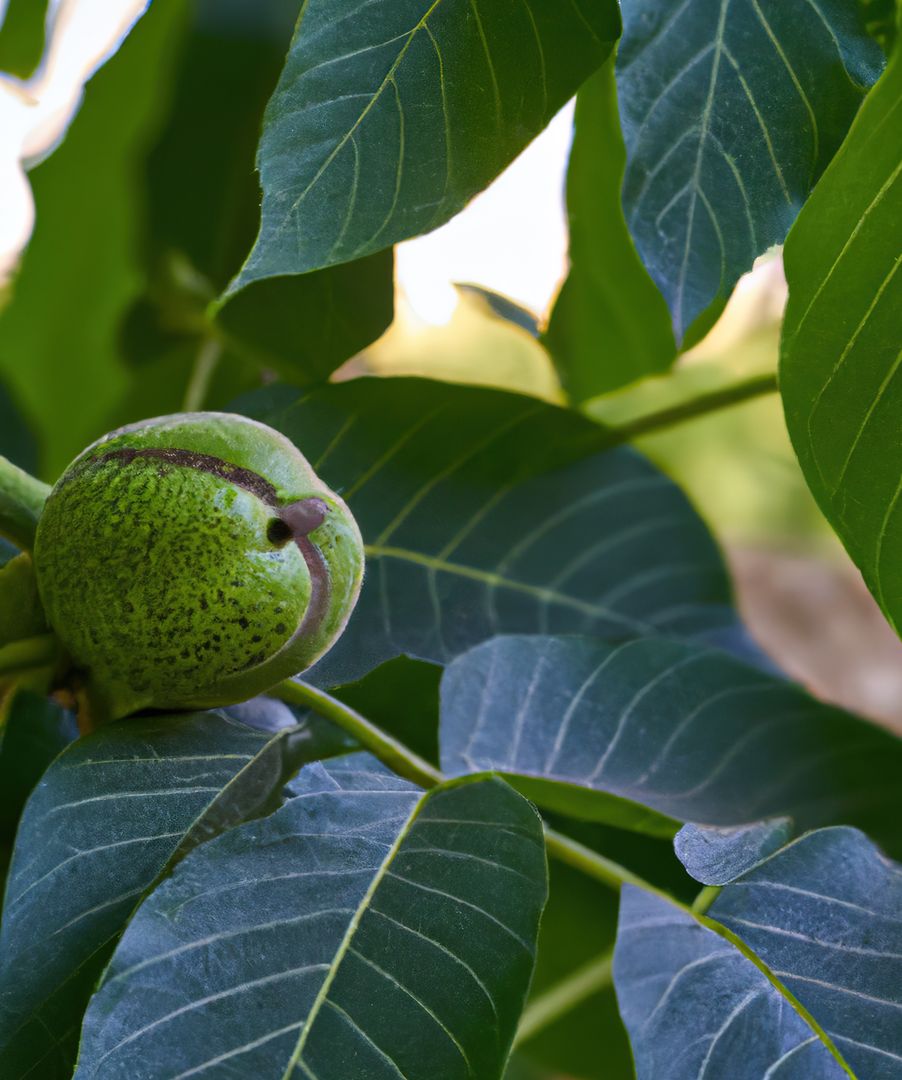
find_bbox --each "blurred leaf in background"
[0,378,36,473]
[363,287,562,402]
[0,0,50,79]
[0,0,189,480]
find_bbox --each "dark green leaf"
[0,709,346,1079]
[76,755,547,1080]
[213,252,394,385]
[673,818,794,885]
[617,0,884,341]
[516,860,632,1080]
[0,379,37,474]
[231,0,620,290]
[545,60,675,402]
[0,0,49,79]
[333,655,443,766]
[615,827,902,1078]
[0,689,76,840]
[709,827,902,1077]
[124,1,393,389]
[440,635,902,849]
[780,45,902,635]
[0,1,190,480]
[241,378,735,687]
[614,883,847,1079]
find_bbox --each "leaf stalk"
[602,372,779,444]
[0,455,51,549]
[273,678,668,899]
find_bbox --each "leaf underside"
[241,378,736,688]
[75,756,547,1080]
[616,0,883,340]
[440,635,902,849]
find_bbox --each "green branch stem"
[182,338,223,413]
[603,372,779,445]
[0,455,51,549]
[515,948,615,1046]
[274,678,672,901]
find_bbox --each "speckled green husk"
[33,413,364,719]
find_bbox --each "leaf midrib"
[696,910,857,1078]
[364,544,652,631]
[281,786,427,1078]
[272,0,449,252]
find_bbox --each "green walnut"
[33,412,364,719]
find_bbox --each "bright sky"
[0,0,573,323]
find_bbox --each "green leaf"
[617,0,884,341]
[213,252,394,385]
[243,378,735,687]
[516,860,632,1079]
[231,0,620,291]
[673,818,794,885]
[0,1,190,480]
[0,708,347,1079]
[708,827,902,1077]
[333,655,444,766]
[0,689,76,842]
[780,45,902,635]
[614,827,902,1078]
[440,634,902,849]
[0,379,37,474]
[0,0,49,79]
[75,755,547,1080]
[614,884,847,1079]
[123,2,393,390]
[0,552,46,647]
[545,60,675,402]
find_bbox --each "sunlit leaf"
[231,0,620,290]
[780,43,902,635]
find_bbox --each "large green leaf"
[242,378,735,687]
[0,689,76,843]
[615,827,902,1079]
[780,44,902,635]
[122,1,393,393]
[230,0,620,291]
[545,60,675,403]
[617,0,883,341]
[75,755,547,1080]
[708,827,902,1077]
[614,887,847,1078]
[440,634,902,850]
[0,708,347,1079]
[0,1,190,480]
